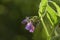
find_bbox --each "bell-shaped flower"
[25,22,35,32]
[21,17,29,24]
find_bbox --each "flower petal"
[29,25,35,32]
[21,17,29,24]
[25,22,32,30]
[21,19,27,24]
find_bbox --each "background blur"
[0,0,40,40]
[0,0,60,40]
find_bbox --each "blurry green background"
[0,0,60,40]
[0,0,40,40]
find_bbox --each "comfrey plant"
[21,0,60,40]
[22,16,40,33]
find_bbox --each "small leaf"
[46,5,58,24]
[50,1,60,17]
[38,0,48,16]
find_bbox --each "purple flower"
[25,22,35,32]
[29,29,34,32]
[25,22,32,30]
[21,17,35,33]
[21,19,27,24]
[21,17,29,24]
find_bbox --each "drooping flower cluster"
[21,17,35,33]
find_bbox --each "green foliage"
[51,1,60,17]
[39,0,48,16]
[46,5,58,24]
[33,0,60,40]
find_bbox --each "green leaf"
[38,0,50,38]
[46,5,58,24]
[46,13,54,26]
[50,1,60,17]
[38,0,48,16]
